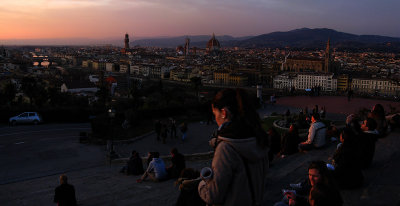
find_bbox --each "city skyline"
[1,0,400,43]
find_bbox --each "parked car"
[9,112,43,126]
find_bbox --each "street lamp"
[108,108,117,164]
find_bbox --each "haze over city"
[1,0,400,44]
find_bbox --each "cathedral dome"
[206,33,220,51]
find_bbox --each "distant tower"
[124,33,130,50]
[184,37,190,56]
[324,38,330,73]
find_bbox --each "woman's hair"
[289,124,299,136]
[309,183,343,206]
[347,118,363,136]
[212,88,268,147]
[340,127,354,142]
[179,168,200,179]
[371,104,385,119]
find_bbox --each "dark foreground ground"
[1,96,399,206]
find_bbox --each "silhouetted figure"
[360,118,379,169]
[167,148,186,178]
[180,122,188,143]
[280,124,300,157]
[54,174,77,206]
[155,120,162,141]
[347,89,353,102]
[170,118,177,138]
[268,127,281,163]
[161,123,169,144]
[312,105,319,116]
[331,128,364,190]
[320,106,326,119]
[120,150,144,175]
[175,168,205,206]
[368,104,388,138]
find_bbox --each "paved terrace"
[1,96,399,206]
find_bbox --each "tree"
[21,76,39,106]
[3,81,17,105]
[96,85,110,107]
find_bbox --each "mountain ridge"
[2,28,400,51]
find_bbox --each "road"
[0,123,105,185]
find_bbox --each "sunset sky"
[1,0,400,40]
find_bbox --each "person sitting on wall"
[137,152,168,183]
[120,150,144,175]
[166,148,186,178]
[280,124,300,158]
[299,113,327,151]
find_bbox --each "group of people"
[120,148,186,182]
[155,119,188,144]
[178,89,392,206]
[53,87,396,206]
[272,103,392,206]
[267,110,327,162]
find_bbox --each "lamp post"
[108,108,116,164]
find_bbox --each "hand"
[288,198,296,206]
[285,192,296,201]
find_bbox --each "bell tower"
[324,38,330,72]
[124,33,129,50]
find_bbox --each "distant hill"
[132,35,253,48]
[2,28,400,51]
[232,28,400,51]
[131,28,400,51]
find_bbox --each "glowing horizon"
[1,0,400,41]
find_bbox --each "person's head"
[212,88,268,147]
[131,150,138,157]
[308,161,329,187]
[340,127,354,143]
[171,148,178,156]
[153,152,160,158]
[311,113,320,123]
[59,174,68,185]
[372,104,385,116]
[361,118,377,131]
[345,114,356,125]
[147,152,154,161]
[212,88,252,126]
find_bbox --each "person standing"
[180,122,188,143]
[198,88,269,206]
[54,174,77,206]
[155,120,162,141]
[170,118,177,138]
